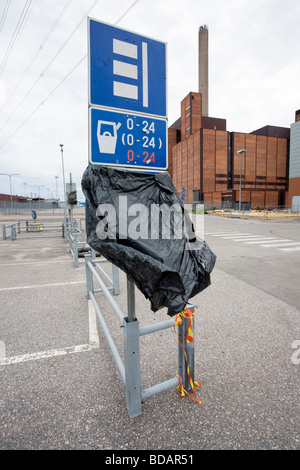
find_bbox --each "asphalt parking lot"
[0,212,299,451]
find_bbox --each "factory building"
[168,26,299,210]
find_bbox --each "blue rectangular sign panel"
[88,18,167,117]
[89,107,167,170]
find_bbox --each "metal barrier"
[2,224,17,241]
[85,253,196,418]
[63,217,82,242]
[2,221,64,240]
[68,228,87,267]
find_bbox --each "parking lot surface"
[0,213,299,450]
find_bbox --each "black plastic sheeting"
[81,165,216,316]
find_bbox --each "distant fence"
[0,201,62,214]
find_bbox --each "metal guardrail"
[2,221,64,240]
[2,223,17,240]
[85,253,196,418]
[68,229,87,267]
[2,217,197,417]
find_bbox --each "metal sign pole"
[124,275,141,417]
[126,276,136,322]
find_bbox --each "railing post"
[178,304,195,394]
[127,277,135,322]
[11,224,16,241]
[123,317,141,418]
[91,248,97,261]
[123,276,141,417]
[74,236,79,268]
[85,254,93,296]
[112,264,120,295]
[64,219,68,242]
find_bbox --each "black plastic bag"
[81,165,216,316]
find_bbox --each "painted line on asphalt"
[0,260,71,267]
[0,280,86,292]
[0,301,99,367]
[212,232,248,237]
[261,242,300,248]
[255,239,291,244]
[279,246,300,252]
[245,238,276,244]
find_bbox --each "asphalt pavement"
[0,212,299,450]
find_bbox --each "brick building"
[168,91,291,209]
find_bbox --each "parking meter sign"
[88,18,167,117]
[89,107,167,170]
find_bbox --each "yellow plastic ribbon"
[174,307,202,404]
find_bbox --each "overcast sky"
[0,0,299,200]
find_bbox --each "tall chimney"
[198,25,209,117]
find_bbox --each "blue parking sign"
[89,107,167,170]
[88,18,167,117]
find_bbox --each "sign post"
[87,18,173,418]
[88,18,168,171]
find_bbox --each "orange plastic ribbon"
[174,307,202,404]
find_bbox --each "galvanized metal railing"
[2,223,17,240]
[2,221,64,240]
[85,253,196,418]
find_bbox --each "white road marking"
[0,341,5,361]
[0,280,85,292]
[245,238,276,243]
[224,236,269,241]
[0,260,71,267]
[261,242,300,248]
[204,231,300,252]
[280,246,300,252]
[0,301,99,367]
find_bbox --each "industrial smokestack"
[198,25,209,117]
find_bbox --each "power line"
[0,55,86,150]
[115,0,141,25]
[0,0,35,77]
[0,0,99,131]
[0,0,143,149]
[1,0,73,113]
[0,0,11,35]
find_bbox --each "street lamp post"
[54,175,59,200]
[59,144,67,220]
[33,185,45,199]
[0,173,20,213]
[236,149,246,211]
